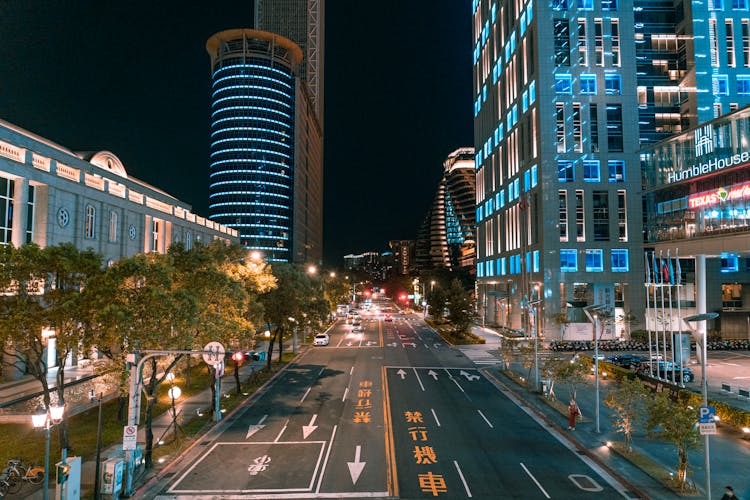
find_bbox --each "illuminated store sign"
[668,152,750,184]
[688,181,750,209]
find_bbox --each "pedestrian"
[722,486,739,499]
[568,399,582,430]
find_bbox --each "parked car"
[637,361,694,383]
[605,354,645,370]
[313,333,330,346]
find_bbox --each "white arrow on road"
[302,414,318,439]
[246,414,268,438]
[387,342,398,347]
[396,369,407,379]
[347,445,366,485]
[403,342,417,348]
[427,370,439,380]
[459,370,480,381]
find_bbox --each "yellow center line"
[381,366,399,497]
[379,319,384,347]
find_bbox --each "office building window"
[731,102,740,112]
[605,74,622,95]
[710,19,719,67]
[611,19,620,66]
[556,74,573,94]
[25,185,35,244]
[560,249,578,272]
[585,249,604,271]
[735,0,749,9]
[606,104,623,152]
[608,160,625,182]
[602,0,617,9]
[713,75,729,94]
[554,19,571,66]
[85,204,96,239]
[559,190,569,241]
[553,0,568,9]
[637,86,647,107]
[0,177,14,245]
[592,191,609,241]
[151,219,160,252]
[575,189,585,241]
[558,160,575,182]
[743,20,750,66]
[594,19,604,66]
[109,211,118,243]
[583,160,600,182]
[578,19,588,66]
[578,0,594,9]
[533,250,540,272]
[590,104,599,152]
[617,190,627,241]
[611,249,629,272]
[580,74,597,94]
[710,0,723,8]
[573,103,582,152]
[728,20,737,67]
[721,253,739,272]
[738,76,750,94]
[556,103,566,152]
[714,103,723,118]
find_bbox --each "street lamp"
[583,304,606,433]
[288,316,298,353]
[31,402,65,500]
[165,372,182,442]
[684,312,719,500]
[529,296,542,393]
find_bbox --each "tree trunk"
[185,356,191,389]
[266,328,277,371]
[209,365,217,416]
[55,353,70,451]
[278,328,284,362]
[233,360,241,395]
[117,396,127,423]
[144,395,156,469]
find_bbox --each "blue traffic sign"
[698,405,716,424]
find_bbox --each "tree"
[604,376,648,450]
[445,279,475,337]
[644,391,701,489]
[550,354,590,400]
[498,339,516,371]
[426,285,448,321]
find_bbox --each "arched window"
[109,211,118,242]
[85,205,96,239]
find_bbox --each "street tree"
[498,339,516,371]
[644,391,701,489]
[604,376,648,451]
[426,285,448,321]
[550,354,590,400]
[445,278,475,337]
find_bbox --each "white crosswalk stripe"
[458,347,503,365]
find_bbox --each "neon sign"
[688,181,750,209]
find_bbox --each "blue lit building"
[206,30,302,262]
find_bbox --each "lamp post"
[289,317,298,353]
[88,391,104,500]
[31,402,65,500]
[583,304,606,433]
[529,298,541,393]
[685,312,719,500]
[166,372,182,441]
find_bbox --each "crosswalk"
[458,346,503,366]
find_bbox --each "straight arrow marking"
[396,369,407,380]
[427,370,438,380]
[303,414,319,439]
[246,414,268,439]
[347,445,366,485]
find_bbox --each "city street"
[141,305,634,499]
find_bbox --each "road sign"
[700,422,717,435]
[202,341,225,366]
[698,405,716,424]
[122,425,138,450]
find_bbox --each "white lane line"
[424,343,429,348]
[318,367,325,377]
[477,409,494,428]
[315,424,338,493]
[431,408,441,427]
[520,462,550,498]
[300,387,312,404]
[350,366,355,375]
[274,421,288,442]
[454,460,473,497]
[444,368,466,393]
[342,387,349,402]
[413,368,426,392]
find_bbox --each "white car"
[313,333,330,346]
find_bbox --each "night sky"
[0,1,473,265]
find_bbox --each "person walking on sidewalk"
[568,399,582,430]
[722,486,739,499]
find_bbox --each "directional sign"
[122,425,138,450]
[302,414,318,439]
[347,445,366,485]
[396,369,407,380]
[246,415,268,439]
[202,341,226,366]
[459,370,480,381]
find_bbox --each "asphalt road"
[144,300,635,499]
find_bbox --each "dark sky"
[0,1,473,266]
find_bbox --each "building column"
[11,177,29,247]
[696,254,707,338]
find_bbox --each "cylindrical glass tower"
[206,29,303,261]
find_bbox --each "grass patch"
[609,442,700,496]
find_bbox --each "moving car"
[605,354,645,370]
[313,333,330,346]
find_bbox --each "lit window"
[558,160,575,182]
[583,160,601,182]
[709,0,723,8]
[85,205,96,239]
[602,0,618,9]
[580,74,597,94]
[531,165,538,187]
[578,0,594,9]
[556,74,573,94]
[605,74,622,95]
[721,253,739,272]
[585,249,604,272]
[533,250,540,272]
[560,249,578,272]
[109,211,118,242]
[737,76,750,94]
[713,75,729,94]
[611,249,629,272]
[608,160,625,182]
[735,0,748,9]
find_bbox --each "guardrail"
[719,381,750,399]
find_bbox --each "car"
[384,313,393,322]
[605,354,645,370]
[313,333,330,346]
[637,361,694,383]
[352,324,363,332]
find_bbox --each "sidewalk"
[471,325,750,499]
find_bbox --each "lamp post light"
[685,312,719,500]
[289,317,298,353]
[583,304,606,433]
[31,402,65,500]
[166,373,182,442]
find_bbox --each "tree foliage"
[604,376,648,450]
[426,285,448,321]
[445,279,475,336]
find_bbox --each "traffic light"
[57,463,70,484]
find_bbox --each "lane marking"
[454,460,473,498]
[300,387,312,404]
[274,422,287,442]
[520,462,550,498]
[314,424,338,494]
[444,368,466,393]
[569,474,604,492]
[342,387,349,402]
[431,408,441,427]
[477,409,493,428]
[382,366,399,497]
[350,366,355,375]
[413,368,426,392]
[317,367,325,377]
